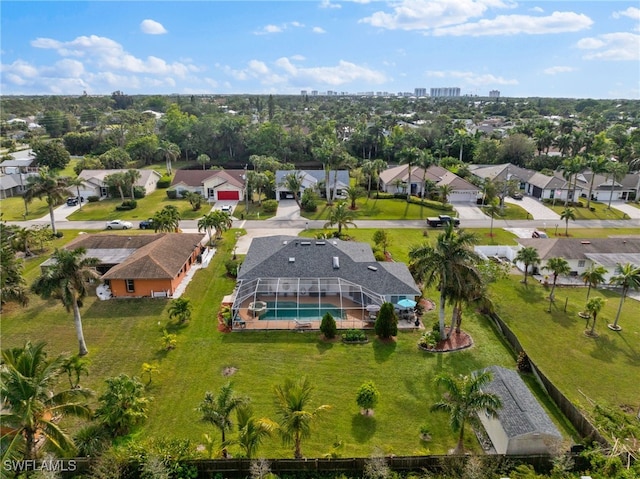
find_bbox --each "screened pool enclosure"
[232,277,386,329]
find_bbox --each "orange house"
[61,233,206,298]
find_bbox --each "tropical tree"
[198,213,216,244]
[409,224,480,338]
[398,146,420,201]
[485,198,501,237]
[0,223,29,307]
[438,184,453,205]
[197,153,210,170]
[608,262,640,331]
[197,382,248,456]
[417,150,436,200]
[157,140,181,175]
[606,161,629,209]
[344,185,365,209]
[585,296,606,336]
[152,205,181,233]
[233,404,277,459]
[274,377,330,459]
[94,374,150,437]
[61,354,90,389]
[514,246,540,285]
[431,371,501,454]
[542,257,571,302]
[282,171,304,209]
[168,297,192,324]
[125,169,141,199]
[183,191,204,211]
[249,171,271,207]
[1,341,92,460]
[356,381,380,416]
[31,248,100,356]
[560,207,576,236]
[67,176,86,210]
[24,166,71,235]
[361,158,387,197]
[323,202,357,236]
[585,155,609,209]
[581,264,608,300]
[104,172,127,202]
[560,156,584,207]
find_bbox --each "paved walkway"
[504,196,560,220]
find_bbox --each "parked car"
[510,192,523,200]
[139,218,154,229]
[532,230,548,238]
[220,205,233,213]
[106,220,133,230]
[426,215,460,227]
[66,197,80,206]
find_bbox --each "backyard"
[1,226,638,458]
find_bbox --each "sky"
[1,1,639,99]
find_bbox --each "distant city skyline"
[1,1,639,99]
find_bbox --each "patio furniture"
[233,319,246,329]
[294,319,312,329]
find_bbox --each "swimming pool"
[259,301,345,321]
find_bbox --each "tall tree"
[198,382,248,457]
[608,262,640,331]
[542,257,571,303]
[409,224,480,338]
[32,140,71,170]
[431,371,501,454]
[1,341,92,460]
[585,296,606,337]
[514,246,540,285]
[156,140,181,175]
[397,146,420,201]
[104,172,128,202]
[67,176,86,210]
[361,159,387,198]
[0,223,29,308]
[282,171,304,209]
[197,153,210,170]
[416,150,436,200]
[485,198,501,237]
[24,167,71,235]
[605,161,629,209]
[323,202,357,236]
[585,155,609,209]
[125,169,141,199]
[152,205,181,233]
[581,264,607,300]
[274,377,330,459]
[31,248,100,356]
[560,207,576,237]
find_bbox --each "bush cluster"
[157,177,172,188]
[115,200,137,211]
[262,199,278,213]
[342,329,367,342]
[166,189,178,199]
[87,195,100,203]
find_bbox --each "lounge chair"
[294,319,312,329]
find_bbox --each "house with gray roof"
[233,236,420,327]
[76,169,162,200]
[274,170,349,201]
[477,366,562,455]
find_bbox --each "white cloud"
[1,59,39,78]
[290,21,304,28]
[255,24,283,35]
[248,60,269,75]
[360,0,516,31]
[577,32,640,61]
[543,66,576,75]
[140,19,168,35]
[432,11,593,36]
[320,0,341,9]
[313,27,326,34]
[613,7,640,21]
[290,54,306,61]
[529,6,543,13]
[273,58,387,86]
[427,70,518,85]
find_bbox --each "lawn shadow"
[84,297,167,319]
[315,340,335,354]
[351,412,377,443]
[153,348,171,361]
[372,337,396,363]
[588,334,623,363]
[514,282,545,304]
[165,321,190,334]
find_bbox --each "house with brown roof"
[43,233,206,298]
[171,169,245,202]
[379,164,479,203]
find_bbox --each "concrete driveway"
[608,201,640,219]
[274,200,301,220]
[505,196,560,220]
[453,203,488,220]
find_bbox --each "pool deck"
[232,294,423,331]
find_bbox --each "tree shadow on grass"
[513,282,545,304]
[84,297,167,319]
[351,413,377,443]
[315,340,335,355]
[588,334,623,363]
[372,338,396,363]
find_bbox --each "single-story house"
[514,237,640,282]
[379,164,480,203]
[42,233,206,298]
[171,169,245,202]
[578,171,640,202]
[0,157,39,175]
[0,174,24,199]
[76,169,162,200]
[477,366,562,455]
[274,170,349,201]
[468,163,535,191]
[233,235,420,324]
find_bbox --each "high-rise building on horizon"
[489,90,500,98]
[430,87,460,97]
[414,87,427,97]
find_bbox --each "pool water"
[259,301,344,321]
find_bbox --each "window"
[578,260,586,268]
[126,279,135,293]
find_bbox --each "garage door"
[217,191,240,200]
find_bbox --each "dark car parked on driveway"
[139,218,155,229]
[66,197,81,206]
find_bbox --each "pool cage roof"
[232,277,385,315]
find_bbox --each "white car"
[220,205,233,213]
[106,220,133,230]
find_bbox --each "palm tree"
[323,202,357,236]
[233,404,277,459]
[416,150,436,201]
[409,224,480,339]
[398,146,420,201]
[361,159,387,197]
[168,298,192,324]
[197,382,248,457]
[152,205,181,233]
[24,167,71,235]
[585,296,606,336]
[344,185,364,209]
[560,157,583,206]
[606,161,629,209]
[452,128,469,163]
[485,199,501,237]
[585,155,609,209]
[608,262,640,331]
[542,257,571,302]
[208,210,233,239]
[61,354,90,389]
[431,371,501,454]
[125,169,141,199]
[438,184,453,205]
[197,153,210,170]
[274,377,330,459]
[581,264,607,300]
[104,172,127,202]
[1,341,92,460]
[157,140,180,175]
[198,213,217,245]
[282,171,304,209]
[31,248,100,356]
[560,207,576,236]
[514,246,540,285]
[67,176,86,210]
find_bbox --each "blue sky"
[1,1,639,99]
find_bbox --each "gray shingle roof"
[481,366,562,439]
[238,236,420,296]
[517,237,640,261]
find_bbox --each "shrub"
[418,330,440,349]
[133,186,146,198]
[342,329,367,342]
[225,259,241,277]
[301,189,318,212]
[320,312,337,339]
[157,176,172,188]
[166,189,178,199]
[516,351,532,373]
[356,381,380,413]
[115,199,137,211]
[88,195,100,202]
[373,249,386,261]
[374,302,398,339]
[262,199,278,213]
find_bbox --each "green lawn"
[537,227,640,239]
[233,201,277,220]
[1,196,52,220]
[67,189,206,221]
[482,203,530,220]
[548,201,628,220]
[301,197,449,221]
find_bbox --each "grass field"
[301,197,448,221]
[482,202,530,220]
[548,201,628,220]
[1,196,52,221]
